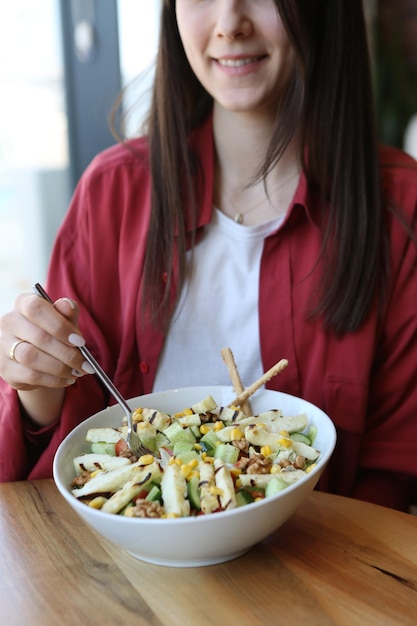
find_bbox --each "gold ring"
[9,340,26,362]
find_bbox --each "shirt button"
[139,361,149,374]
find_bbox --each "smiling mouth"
[217,56,264,68]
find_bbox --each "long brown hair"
[138,0,388,335]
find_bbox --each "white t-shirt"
[152,210,283,391]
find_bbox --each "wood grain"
[1,480,417,625]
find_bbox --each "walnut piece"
[232,438,250,452]
[246,454,273,474]
[132,499,165,518]
[71,471,91,487]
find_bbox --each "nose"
[214,0,253,41]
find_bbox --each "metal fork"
[34,283,154,458]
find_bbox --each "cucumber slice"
[155,432,170,450]
[138,434,157,452]
[308,425,318,445]
[173,442,194,456]
[145,484,162,502]
[190,425,202,438]
[176,450,199,464]
[290,432,311,445]
[236,489,255,507]
[187,476,201,510]
[213,443,239,464]
[164,421,196,445]
[199,430,220,448]
[198,440,215,456]
[90,442,117,456]
[265,476,288,497]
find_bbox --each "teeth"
[218,57,258,68]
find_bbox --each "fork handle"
[77,346,132,416]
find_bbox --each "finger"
[5,340,79,391]
[18,293,84,349]
[5,294,92,375]
[53,297,80,325]
[1,291,96,392]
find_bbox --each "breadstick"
[221,348,252,416]
[228,359,288,407]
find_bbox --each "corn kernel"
[90,470,102,479]
[230,467,242,476]
[168,457,176,465]
[175,408,193,417]
[188,458,199,468]
[188,470,199,480]
[209,486,224,496]
[278,437,293,448]
[124,506,136,517]
[230,428,243,440]
[279,430,289,437]
[194,443,203,450]
[175,457,183,465]
[200,424,211,435]
[261,445,273,457]
[254,497,264,502]
[270,464,281,474]
[162,513,180,519]
[214,421,224,432]
[235,478,242,488]
[181,465,193,479]
[88,496,107,509]
[132,408,143,421]
[139,454,155,465]
[306,463,317,473]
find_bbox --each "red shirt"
[1,116,417,510]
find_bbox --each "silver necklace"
[221,170,300,225]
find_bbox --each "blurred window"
[0,0,70,313]
[117,0,161,137]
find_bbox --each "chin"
[216,98,276,117]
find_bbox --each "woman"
[0,0,416,511]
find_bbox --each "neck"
[212,105,301,225]
[213,105,278,184]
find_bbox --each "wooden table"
[1,480,416,625]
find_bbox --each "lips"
[217,56,263,68]
[215,50,269,67]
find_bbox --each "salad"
[70,394,320,518]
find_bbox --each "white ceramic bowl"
[53,386,336,567]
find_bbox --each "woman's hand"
[0,291,94,425]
